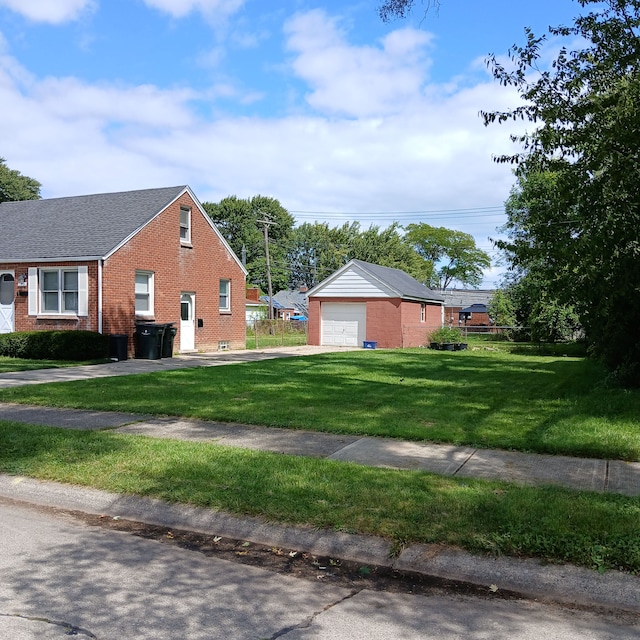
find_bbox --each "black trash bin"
[134,323,165,360]
[161,323,177,358]
[109,334,128,361]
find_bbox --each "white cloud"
[0,0,95,24]
[285,9,434,117]
[142,0,245,20]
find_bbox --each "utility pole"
[256,212,277,320]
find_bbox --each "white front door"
[180,293,195,352]
[0,272,15,334]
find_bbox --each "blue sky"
[0,0,590,285]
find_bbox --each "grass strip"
[0,357,106,373]
[1,421,639,574]
[1,349,639,460]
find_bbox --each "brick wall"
[102,192,246,354]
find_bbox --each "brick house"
[307,259,444,348]
[0,186,247,355]
[439,289,494,329]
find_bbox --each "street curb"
[1,474,638,615]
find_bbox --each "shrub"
[0,331,109,360]
[430,326,464,344]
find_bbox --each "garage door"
[321,303,366,347]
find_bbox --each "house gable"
[308,262,398,299]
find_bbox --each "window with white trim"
[40,269,78,314]
[420,303,426,323]
[180,206,191,244]
[135,271,154,316]
[219,279,230,312]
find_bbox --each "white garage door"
[321,303,366,347]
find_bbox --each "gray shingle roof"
[438,289,495,308]
[0,186,187,261]
[351,260,444,302]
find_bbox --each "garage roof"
[308,259,444,303]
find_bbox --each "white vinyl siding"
[313,265,395,298]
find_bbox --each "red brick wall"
[102,192,246,354]
[365,298,402,348]
[0,261,98,333]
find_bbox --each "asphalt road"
[2,499,638,640]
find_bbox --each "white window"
[135,271,154,317]
[420,303,426,323]
[219,279,230,312]
[28,266,88,316]
[180,207,191,244]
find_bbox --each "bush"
[430,326,464,344]
[0,331,109,360]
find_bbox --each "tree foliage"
[0,157,41,202]
[485,0,640,385]
[404,222,491,289]
[203,195,294,293]
[378,0,440,22]
[288,221,431,288]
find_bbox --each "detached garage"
[307,259,444,349]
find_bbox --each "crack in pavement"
[266,588,362,639]
[0,612,98,637]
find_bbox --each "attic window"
[180,206,191,244]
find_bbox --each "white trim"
[135,270,155,318]
[77,266,88,316]
[98,260,103,333]
[219,278,231,312]
[28,267,38,315]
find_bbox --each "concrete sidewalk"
[2,402,639,497]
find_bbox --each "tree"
[0,157,41,202]
[203,195,294,293]
[378,0,441,22]
[484,0,640,385]
[287,221,431,288]
[404,222,491,290]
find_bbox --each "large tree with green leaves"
[287,221,431,288]
[0,157,41,202]
[404,222,491,290]
[484,0,640,385]
[203,195,294,293]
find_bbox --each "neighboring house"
[0,186,247,355]
[245,287,267,325]
[270,287,309,320]
[307,259,444,348]
[438,289,494,328]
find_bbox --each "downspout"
[98,259,103,334]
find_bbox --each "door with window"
[0,272,15,333]
[180,293,195,352]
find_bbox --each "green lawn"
[1,421,638,574]
[0,356,107,373]
[1,347,639,460]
